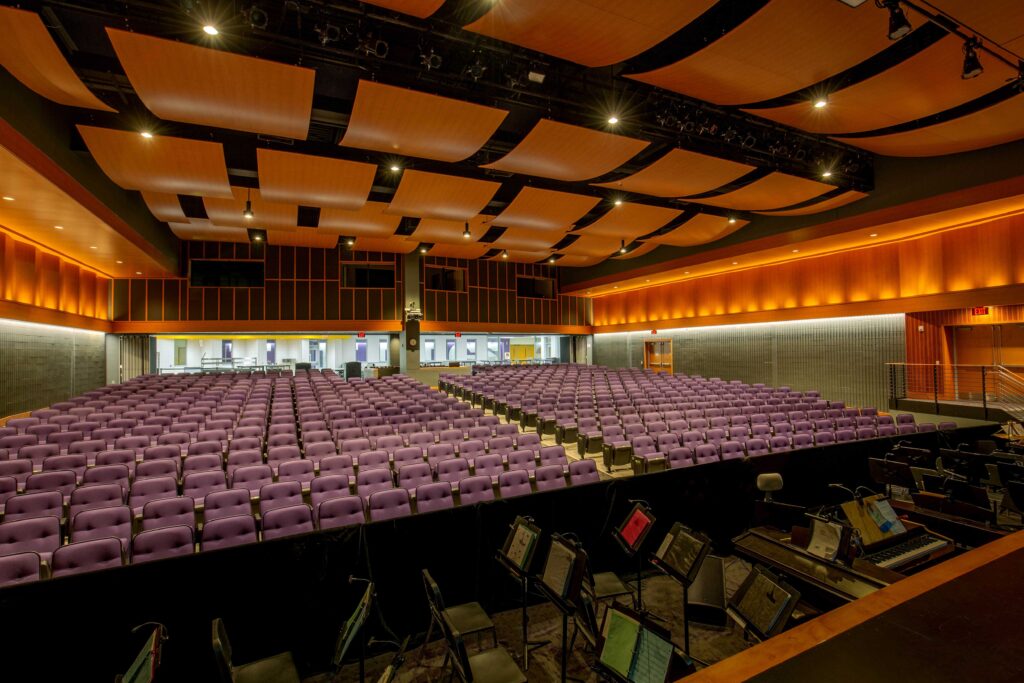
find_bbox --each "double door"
[644,340,673,374]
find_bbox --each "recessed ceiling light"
[389,165,401,172]
[813,97,828,109]
[645,279,650,283]
[607,115,619,125]
[684,271,690,275]
[613,285,618,289]
[870,233,879,237]
[54,225,63,230]
[822,170,833,178]
[419,247,427,254]
[549,257,556,263]
[203,25,219,36]
[728,217,737,224]
[345,239,355,247]
[115,260,123,264]
[253,235,262,241]
[135,271,142,275]
[2,196,14,201]
[140,131,153,139]
[614,199,623,206]
[501,250,509,259]
[731,261,738,265]
[89,245,97,250]
[792,249,800,253]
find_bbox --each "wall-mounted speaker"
[406,319,420,352]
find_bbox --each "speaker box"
[406,319,420,352]
[687,555,728,627]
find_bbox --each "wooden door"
[644,340,673,374]
[952,325,995,400]
[998,324,1024,371]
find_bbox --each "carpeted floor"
[319,561,757,682]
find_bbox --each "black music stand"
[612,502,656,611]
[649,522,711,663]
[726,565,800,643]
[496,516,547,670]
[594,604,694,683]
[374,635,410,683]
[334,580,374,682]
[117,623,166,683]
[535,533,589,683]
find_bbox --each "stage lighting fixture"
[243,189,254,220]
[420,49,442,71]
[961,38,983,79]
[813,96,828,108]
[203,24,219,36]
[878,0,911,40]
[501,250,509,259]
[462,222,472,239]
[619,240,627,254]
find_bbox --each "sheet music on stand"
[728,566,800,641]
[598,606,675,683]
[501,516,540,573]
[652,522,710,586]
[120,627,160,683]
[542,536,578,600]
[613,503,656,557]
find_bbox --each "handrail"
[885,362,1024,422]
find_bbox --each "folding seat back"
[367,489,411,522]
[694,444,720,465]
[6,417,40,434]
[229,465,273,496]
[667,447,694,468]
[142,496,196,531]
[156,433,190,454]
[203,489,252,523]
[0,516,61,564]
[356,468,393,499]
[813,419,834,433]
[472,454,504,483]
[515,432,541,453]
[278,460,315,487]
[539,445,569,469]
[341,438,371,457]
[427,443,456,469]
[357,450,389,472]
[631,436,657,457]
[319,454,355,478]
[534,465,566,492]
[568,459,600,485]
[397,462,433,491]
[49,431,85,454]
[68,482,124,520]
[720,441,745,460]
[877,424,898,437]
[457,475,495,505]
[266,445,301,473]
[415,482,454,513]
[51,537,124,576]
[131,525,194,564]
[267,432,298,449]
[3,490,63,522]
[436,458,470,485]
[792,433,814,449]
[374,435,404,455]
[317,496,364,529]
[258,481,304,517]
[814,431,837,446]
[183,452,223,475]
[690,418,709,432]
[182,470,227,506]
[201,514,258,551]
[705,428,726,446]
[498,470,531,499]
[917,423,937,433]
[507,450,536,472]
[774,422,794,436]
[856,426,877,440]
[26,424,60,444]
[25,470,77,501]
[656,433,681,453]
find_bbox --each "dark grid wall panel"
[594,314,906,408]
[111,242,403,323]
[0,321,105,417]
[420,256,592,327]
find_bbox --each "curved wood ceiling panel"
[554,254,605,267]
[256,149,375,209]
[0,8,114,112]
[835,93,1024,156]
[482,120,649,181]
[491,228,566,252]
[751,35,1016,134]
[412,216,492,244]
[490,188,600,231]
[204,187,297,231]
[351,236,417,253]
[465,0,718,67]
[756,190,867,216]
[318,202,402,237]
[267,228,338,249]
[628,0,891,105]
[140,191,186,223]
[385,170,501,221]
[360,0,445,19]
[612,241,660,260]
[645,214,748,247]
[688,172,834,211]
[168,221,248,243]
[77,126,233,198]
[107,29,314,139]
[340,80,508,162]
[560,234,622,257]
[594,148,754,197]
[503,250,553,264]
[579,203,681,240]
[426,243,491,259]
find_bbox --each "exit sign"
[357,332,366,338]
[972,307,990,315]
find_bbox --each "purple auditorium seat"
[534,465,566,491]
[201,514,258,552]
[897,423,917,435]
[0,516,61,564]
[539,446,570,474]
[398,463,434,492]
[458,476,495,505]
[356,468,394,500]
[856,426,877,440]
[51,538,124,577]
[917,423,937,432]
[4,490,63,522]
[568,459,600,485]
[258,481,304,518]
[278,460,315,489]
[814,431,836,446]
[310,476,350,517]
[144,444,182,463]
[226,450,262,477]
[18,443,57,473]
[136,459,180,481]
[319,455,355,478]
[0,459,31,492]
[792,433,814,449]
[0,552,41,587]
[656,434,681,454]
[835,429,856,442]
[515,433,542,454]
[507,450,537,473]
[436,458,470,486]
[745,438,769,457]
[230,465,274,498]
[774,422,794,437]
[393,446,425,470]
[0,476,15,513]
[357,450,390,472]
[155,433,190,455]
[694,444,720,465]
[262,504,314,540]
[368,489,412,522]
[27,424,59,444]
[408,431,436,453]
[471,454,504,484]
[720,441,745,461]
[267,445,301,475]
[415,482,454,513]
[203,489,252,524]
[267,433,298,449]
[705,428,727,447]
[938,422,957,430]
[498,470,531,499]
[183,471,227,508]
[427,444,456,470]
[72,505,131,551]
[68,440,104,463]
[876,424,898,437]
[42,453,88,483]
[229,437,263,453]
[25,470,76,503]
[457,439,486,465]
[317,496,365,530]
[188,441,223,459]
[485,436,514,459]
[6,417,40,434]
[131,525,194,564]
[183,453,223,476]
[681,431,704,450]
[128,475,179,517]
[494,423,519,438]
[68,483,124,520]
[667,447,694,468]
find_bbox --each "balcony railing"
[886,363,1024,422]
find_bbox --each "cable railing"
[885,363,1024,422]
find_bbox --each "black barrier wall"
[0,426,994,681]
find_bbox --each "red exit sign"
[972,306,990,316]
[357,332,366,338]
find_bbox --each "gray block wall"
[593,314,906,409]
[0,321,107,417]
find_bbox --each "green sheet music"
[630,628,673,683]
[599,610,640,678]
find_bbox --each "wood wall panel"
[593,215,1024,331]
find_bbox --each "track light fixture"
[345,238,355,248]
[243,189,254,220]
[246,5,268,30]
[501,250,509,259]
[961,37,983,79]
[462,222,472,239]
[877,0,911,40]
[464,56,487,81]
[420,48,442,71]
[619,240,627,254]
